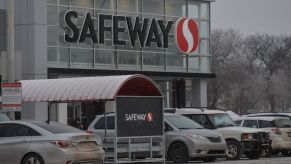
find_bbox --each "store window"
[188,1,199,19]
[143,0,164,15]
[200,2,210,20]
[118,0,141,12]
[165,0,186,17]
[47,0,211,74]
[95,0,116,10]
[71,48,94,68]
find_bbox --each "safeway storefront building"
[0,0,214,127]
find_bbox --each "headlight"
[241,133,255,141]
[186,133,208,142]
[95,136,103,146]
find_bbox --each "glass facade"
[47,0,211,73]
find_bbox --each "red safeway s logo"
[175,17,199,54]
[146,112,153,122]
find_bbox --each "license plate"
[288,133,291,137]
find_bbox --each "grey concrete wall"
[0,10,6,54]
[13,0,48,121]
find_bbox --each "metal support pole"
[7,0,15,82]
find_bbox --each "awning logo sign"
[64,11,199,54]
[125,112,154,122]
[175,17,199,54]
[146,112,153,122]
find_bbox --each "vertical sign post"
[1,82,21,111]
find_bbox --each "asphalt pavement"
[166,156,291,164]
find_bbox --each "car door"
[0,123,32,164]
[164,122,175,152]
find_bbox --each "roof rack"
[179,106,222,112]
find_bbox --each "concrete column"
[14,0,48,120]
[22,102,48,121]
[191,79,207,107]
[58,103,67,124]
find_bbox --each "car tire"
[21,153,44,164]
[245,150,262,159]
[169,143,189,163]
[203,157,217,162]
[272,150,280,156]
[225,140,241,160]
[281,150,291,157]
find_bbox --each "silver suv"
[169,108,271,160]
[88,113,226,163]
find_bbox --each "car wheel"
[169,143,189,163]
[281,150,291,157]
[225,140,241,160]
[203,157,217,162]
[245,150,262,159]
[22,153,44,164]
[272,150,280,156]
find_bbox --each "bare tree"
[208,29,243,108]
[244,34,290,112]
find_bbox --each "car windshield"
[274,119,291,128]
[208,113,236,128]
[0,114,10,122]
[165,115,203,129]
[31,122,83,134]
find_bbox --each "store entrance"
[67,102,105,130]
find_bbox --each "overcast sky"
[211,0,291,36]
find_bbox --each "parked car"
[0,113,10,122]
[0,121,105,164]
[237,116,291,156]
[168,108,271,160]
[247,113,291,120]
[164,113,226,163]
[87,113,226,163]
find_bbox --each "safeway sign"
[1,82,22,111]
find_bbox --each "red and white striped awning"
[20,74,162,102]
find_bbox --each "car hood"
[217,126,267,134]
[183,129,221,138]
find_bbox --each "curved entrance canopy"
[21,74,162,102]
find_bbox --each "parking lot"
[166,156,291,164]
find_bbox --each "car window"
[31,122,82,134]
[243,120,258,128]
[0,114,10,122]
[274,119,291,128]
[0,123,40,137]
[258,120,275,128]
[94,116,115,129]
[165,115,203,129]
[189,114,212,129]
[207,113,235,128]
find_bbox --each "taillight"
[51,140,74,148]
[272,128,282,135]
[86,130,93,134]
[241,133,254,141]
